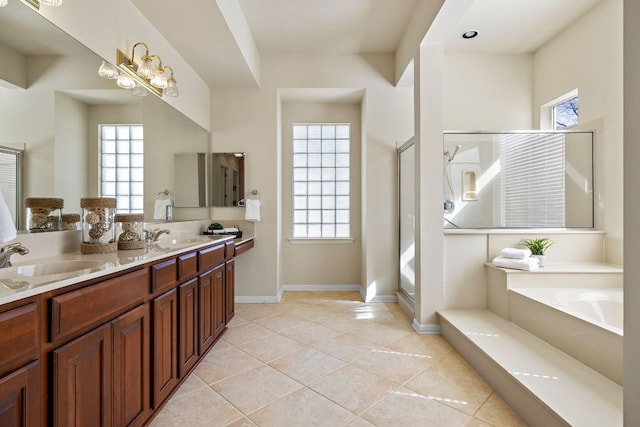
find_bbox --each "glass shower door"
[398,139,415,305]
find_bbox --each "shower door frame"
[397,137,415,307]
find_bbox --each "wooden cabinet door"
[225,259,235,324]
[152,289,178,409]
[212,264,226,340]
[0,360,40,427]
[53,323,112,427]
[178,278,198,378]
[112,304,150,427]
[198,268,215,353]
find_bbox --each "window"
[100,125,144,214]
[553,96,579,129]
[292,123,350,238]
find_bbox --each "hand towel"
[0,191,16,243]
[154,198,173,220]
[500,247,532,259]
[245,199,261,222]
[492,255,539,271]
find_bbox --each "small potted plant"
[520,237,553,267]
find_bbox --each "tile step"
[438,308,622,427]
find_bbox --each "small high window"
[292,123,351,238]
[553,96,579,129]
[99,124,144,214]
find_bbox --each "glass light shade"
[164,78,179,97]
[40,0,63,5]
[150,69,168,89]
[136,56,154,79]
[0,0,7,7]
[98,61,119,79]
[131,83,148,97]
[116,74,136,89]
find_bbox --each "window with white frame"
[541,89,579,130]
[292,123,350,238]
[99,125,144,213]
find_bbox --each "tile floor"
[150,292,527,427]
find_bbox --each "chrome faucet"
[0,242,29,268]
[144,228,171,242]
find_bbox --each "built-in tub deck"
[439,309,622,427]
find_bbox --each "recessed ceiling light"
[462,31,478,39]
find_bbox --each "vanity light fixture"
[131,83,148,97]
[108,44,179,98]
[163,66,179,97]
[2,0,59,8]
[97,60,119,79]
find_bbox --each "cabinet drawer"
[151,258,177,293]
[0,303,39,377]
[198,244,225,271]
[177,251,198,281]
[234,239,254,256]
[51,268,149,342]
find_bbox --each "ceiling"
[131,0,604,89]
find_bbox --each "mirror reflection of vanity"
[0,0,210,228]
[212,153,245,207]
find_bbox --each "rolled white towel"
[492,255,539,271]
[500,247,532,259]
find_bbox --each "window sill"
[288,238,355,244]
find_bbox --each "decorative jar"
[60,213,81,230]
[80,197,117,254]
[114,213,146,250]
[24,197,63,232]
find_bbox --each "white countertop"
[0,234,241,306]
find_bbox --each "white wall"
[533,0,623,264]
[212,54,413,301]
[280,102,362,288]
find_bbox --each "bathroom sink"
[0,260,107,291]
[153,236,214,250]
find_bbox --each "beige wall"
[533,0,623,264]
[280,102,362,287]
[212,54,413,301]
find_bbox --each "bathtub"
[508,287,623,385]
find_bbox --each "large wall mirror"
[212,153,245,207]
[0,0,210,228]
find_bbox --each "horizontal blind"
[499,133,565,227]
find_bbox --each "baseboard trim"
[281,284,363,292]
[412,320,441,335]
[365,294,398,303]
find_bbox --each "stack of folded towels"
[492,247,539,271]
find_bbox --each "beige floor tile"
[280,320,342,345]
[149,387,243,427]
[360,388,470,427]
[238,333,306,363]
[403,363,493,416]
[193,346,262,385]
[475,392,528,427]
[314,312,371,333]
[345,417,376,427]
[309,365,398,415]
[311,332,378,363]
[269,347,347,384]
[209,338,234,353]
[384,333,457,362]
[234,303,284,321]
[352,320,412,346]
[222,321,274,346]
[172,373,208,399]
[248,387,356,427]
[464,418,496,427]
[255,312,312,332]
[352,346,433,384]
[212,365,303,414]
[280,302,339,321]
[226,417,257,427]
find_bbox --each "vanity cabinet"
[0,236,244,427]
